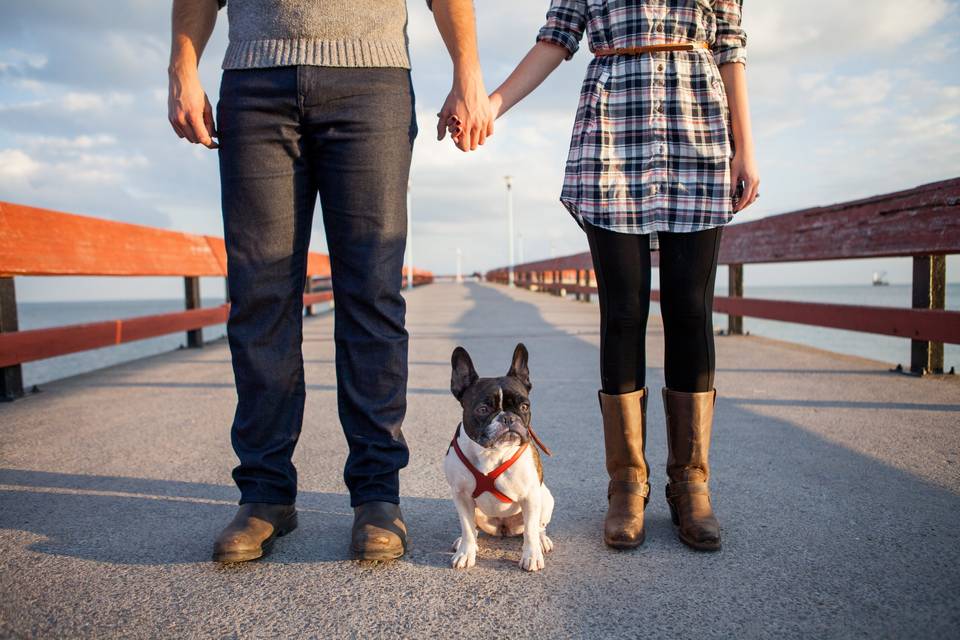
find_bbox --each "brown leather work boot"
[599,388,650,549]
[212,502,298,563]
[663,388,721,551]
[351,501,407,560]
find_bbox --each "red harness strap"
[451,426,529,504]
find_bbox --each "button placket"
[650,50,668,200]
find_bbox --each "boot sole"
[212,512,298,563]
[677,531,721,552]
[603,532,645,550]
[350,544,405,561]
[668,502,720,551]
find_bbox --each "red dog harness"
[450,425,552,504]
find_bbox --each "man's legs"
[301,67,416,509]
[218,67,316,507]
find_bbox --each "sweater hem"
[222,38,411,70]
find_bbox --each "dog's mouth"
[490,427,527,447]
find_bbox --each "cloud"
[745,0,952,59]
[0,148,41,180]
[0,0,958,286]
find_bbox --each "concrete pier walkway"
[2,282,958,638]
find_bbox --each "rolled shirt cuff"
[713,46,747,66]
[536,28,580,60]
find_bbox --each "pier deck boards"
[1,282,958,638]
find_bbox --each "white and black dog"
[444,343,554,571]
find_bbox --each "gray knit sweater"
[219,0,417,70]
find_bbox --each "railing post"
[911,255,946,375]
[184,276,203,348]
[304,276,314,317]
[728,264,744,335]
[0,277,24,401]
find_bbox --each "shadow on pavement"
[0,468,468,569]
[442,282,960,637]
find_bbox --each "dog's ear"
[451,346,479,401]
[507,343,531,391]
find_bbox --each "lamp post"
[505,175,514,287]
[406,180,413,291]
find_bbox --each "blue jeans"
[217,66,416,507]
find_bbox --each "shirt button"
[657,104,665,114]
[657,63,664,72]
[656,23,664,33]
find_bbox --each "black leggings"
[584,223,723,395]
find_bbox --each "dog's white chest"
[444,432,539,517]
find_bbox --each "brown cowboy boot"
[599,388,650,549]
[351,501,408,560]
[663,388,721,551]
[212,503,298,562]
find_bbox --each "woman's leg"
[583,222,652,394]
[656,226,723,392]
[656,225,724,551]
[583,221,653,548]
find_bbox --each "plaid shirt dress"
[538,0,747,247]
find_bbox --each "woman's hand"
[730,150,759,212]
[489,92,504,119]
[718,62,757,212]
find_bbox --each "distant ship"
[872,271,890,286]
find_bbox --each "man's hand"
[168,0,218,149]
[436,71,494,152]
[429,0,493,152]
[168,68,217,149]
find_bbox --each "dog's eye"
[520,403,530,413]
[475,405,490,415]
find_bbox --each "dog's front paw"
[520,542,545,572]
[540,531,554,554]
[451,540,477,569]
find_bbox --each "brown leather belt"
[594,42,710,57]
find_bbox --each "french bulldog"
[443,343,554,572]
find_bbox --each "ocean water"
[662,283,959,373]
[16,298,232,388]
[11,284,958,388]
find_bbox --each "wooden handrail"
[0,202,332,277]
[0,203,434,399]
[489,178,960,274]
[486,178,959,376]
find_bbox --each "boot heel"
[277,511,298,537]
[667,499,680,526]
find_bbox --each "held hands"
[440,92,503,149]
[436,71,497,152]
[168,67,218,149]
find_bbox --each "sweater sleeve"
[536,0,587,61]
[711,0,747,66]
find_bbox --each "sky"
[1,0,959,301]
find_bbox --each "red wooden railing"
[0,202,433,399]
[487,178,960,375]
